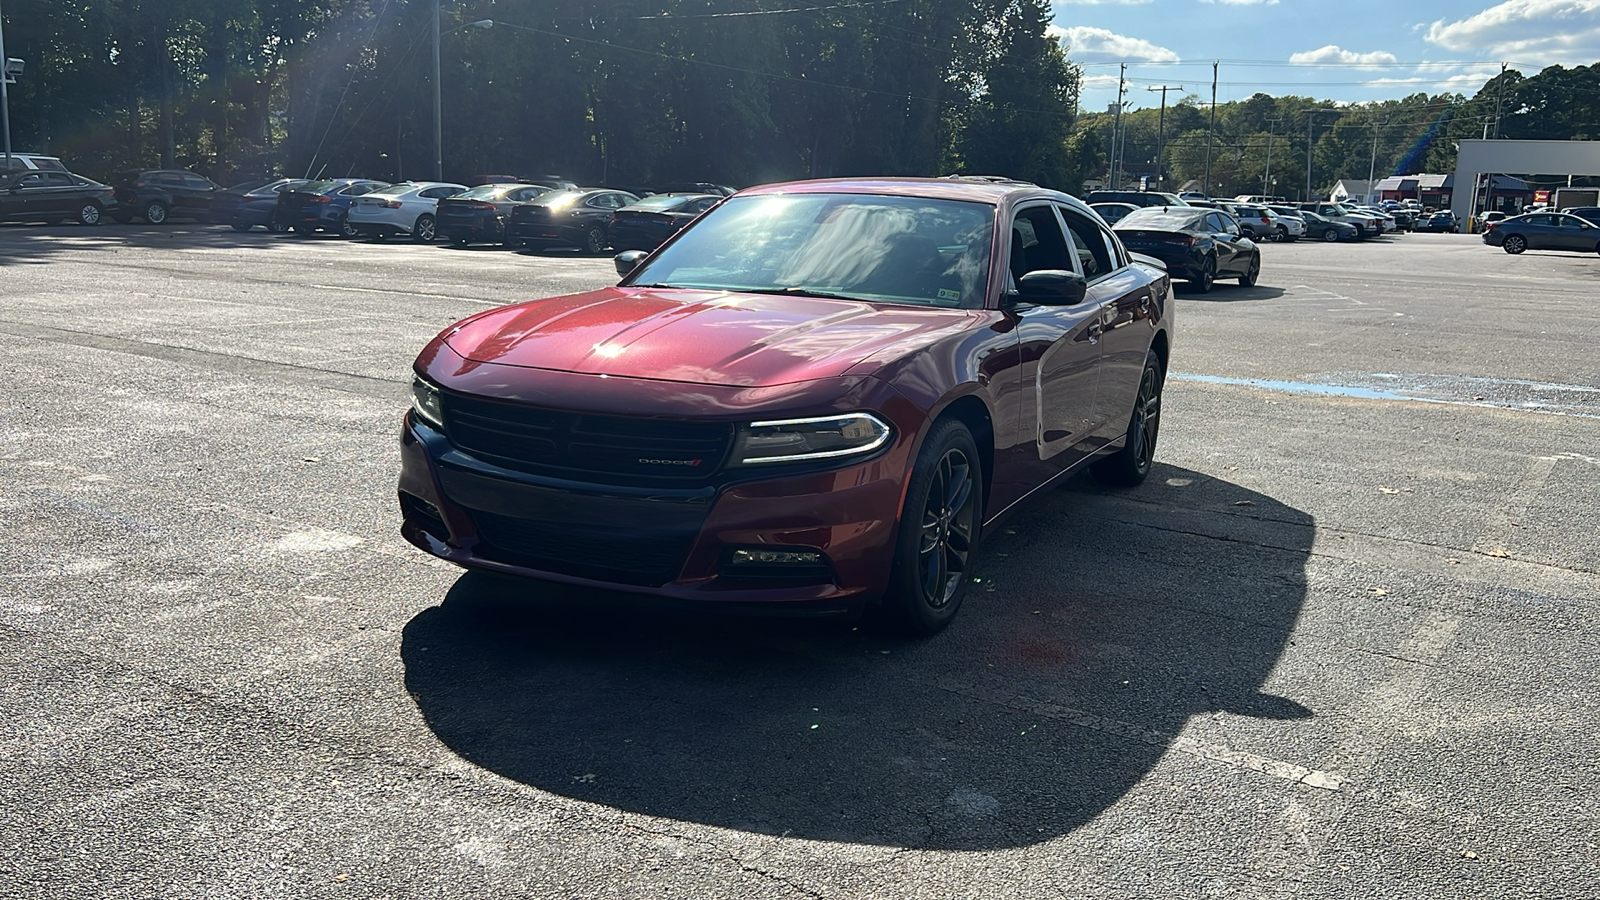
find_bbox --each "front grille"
[470,511,695,585]
[441,393,735,486]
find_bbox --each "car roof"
[737,176,1091,213]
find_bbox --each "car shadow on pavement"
[400,464,1314,850]
[1175,284,1287,301]
[0,222,291,265]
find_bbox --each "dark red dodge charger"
[399,177,1173,634]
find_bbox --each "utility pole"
[1202,62,1217,196]
[1111,64,1126,189]
[0,0,12,172]
[1147,84,1182,192]
[1263,116,1281,196]
[1367,117,1387,204]
[1492,62,1507,139]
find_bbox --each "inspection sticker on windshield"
[938,288,961,301]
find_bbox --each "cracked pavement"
[1,224,1596,898]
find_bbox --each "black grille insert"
[441,393,734,486]
[470,511,695,586]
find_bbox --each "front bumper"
[396,360,926,606]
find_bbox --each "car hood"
[441,286,977,387]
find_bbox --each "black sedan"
[1113,207,1260,292]
[1482,212,1600,255]
[606,193,720,251]
[436,184,554,246]
[507,188,642,253]
[1,170,117,225]
[214,178,310,232]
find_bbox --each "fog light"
[731,549,823,566]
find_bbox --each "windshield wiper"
[745,286,864,302]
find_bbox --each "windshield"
[368,183,416,197]
[1117,208,1202,230]
[299,180,341,194]
[626,193,995,309]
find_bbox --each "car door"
[1,172,39,220]
[1007,202,1105,472]
[37,172,81,220]
[1204,212,1243,273]
[1556,214,1599,251]
[179,173,217,217]
[1060,204,1155,444]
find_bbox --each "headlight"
[730,413,892,465]
[411,375,444,429]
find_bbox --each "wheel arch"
[928,393,995,511]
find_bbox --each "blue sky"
[1051,0,1600,113]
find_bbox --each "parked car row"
[0,162,731,255]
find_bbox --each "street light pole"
[432,0,442,181]
[1367,117,1387,204]
[1263,116,1280,196]
[431,9,492,182]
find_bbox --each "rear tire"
[412,214,436,243]
[144,201,168,224]
[1239,253,1260,286]
[1191,255,1215,293]
[1092,349,1165,488]
[338,214,359,239]
[267,214,289,234]
[582,225,607,255]
[1502,234,1526,254]
[877,418,982,637]
[77,203,104,226]
[1322,227,1339,242]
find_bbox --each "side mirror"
[614,249,649,278]
[1016,270,1087,305]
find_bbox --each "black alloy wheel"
[1322,227,1339,242]
[1239,252,1260,287]
[77,203,103,226]
[1502,234,1527,254]
[880,418,981,636]
[1192,255,1216,293]
[1092,349,1165,487]
[144,201,168,224]
[412,214,436,243]
[583,225,607,255]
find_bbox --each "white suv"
[1,153,69,173]
[347,181,468,242]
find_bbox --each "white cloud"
[1362,69,1501,93]
[1048,25,1181,63]
[1425,0,1600,66]
[1290,45,1401,67]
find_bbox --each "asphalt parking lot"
[2,224,1597,899]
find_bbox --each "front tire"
[1322,227,1339,242]
[412,214,436,243]
[1502,234,1526,254]
[1092,349,1165,488]
[144,201,169,224]
[77,203,103,226]
[879,419,982,637]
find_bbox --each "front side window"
[1059,207,1116,280]
[627,193,995,309]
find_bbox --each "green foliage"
[0,0,1082,187]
